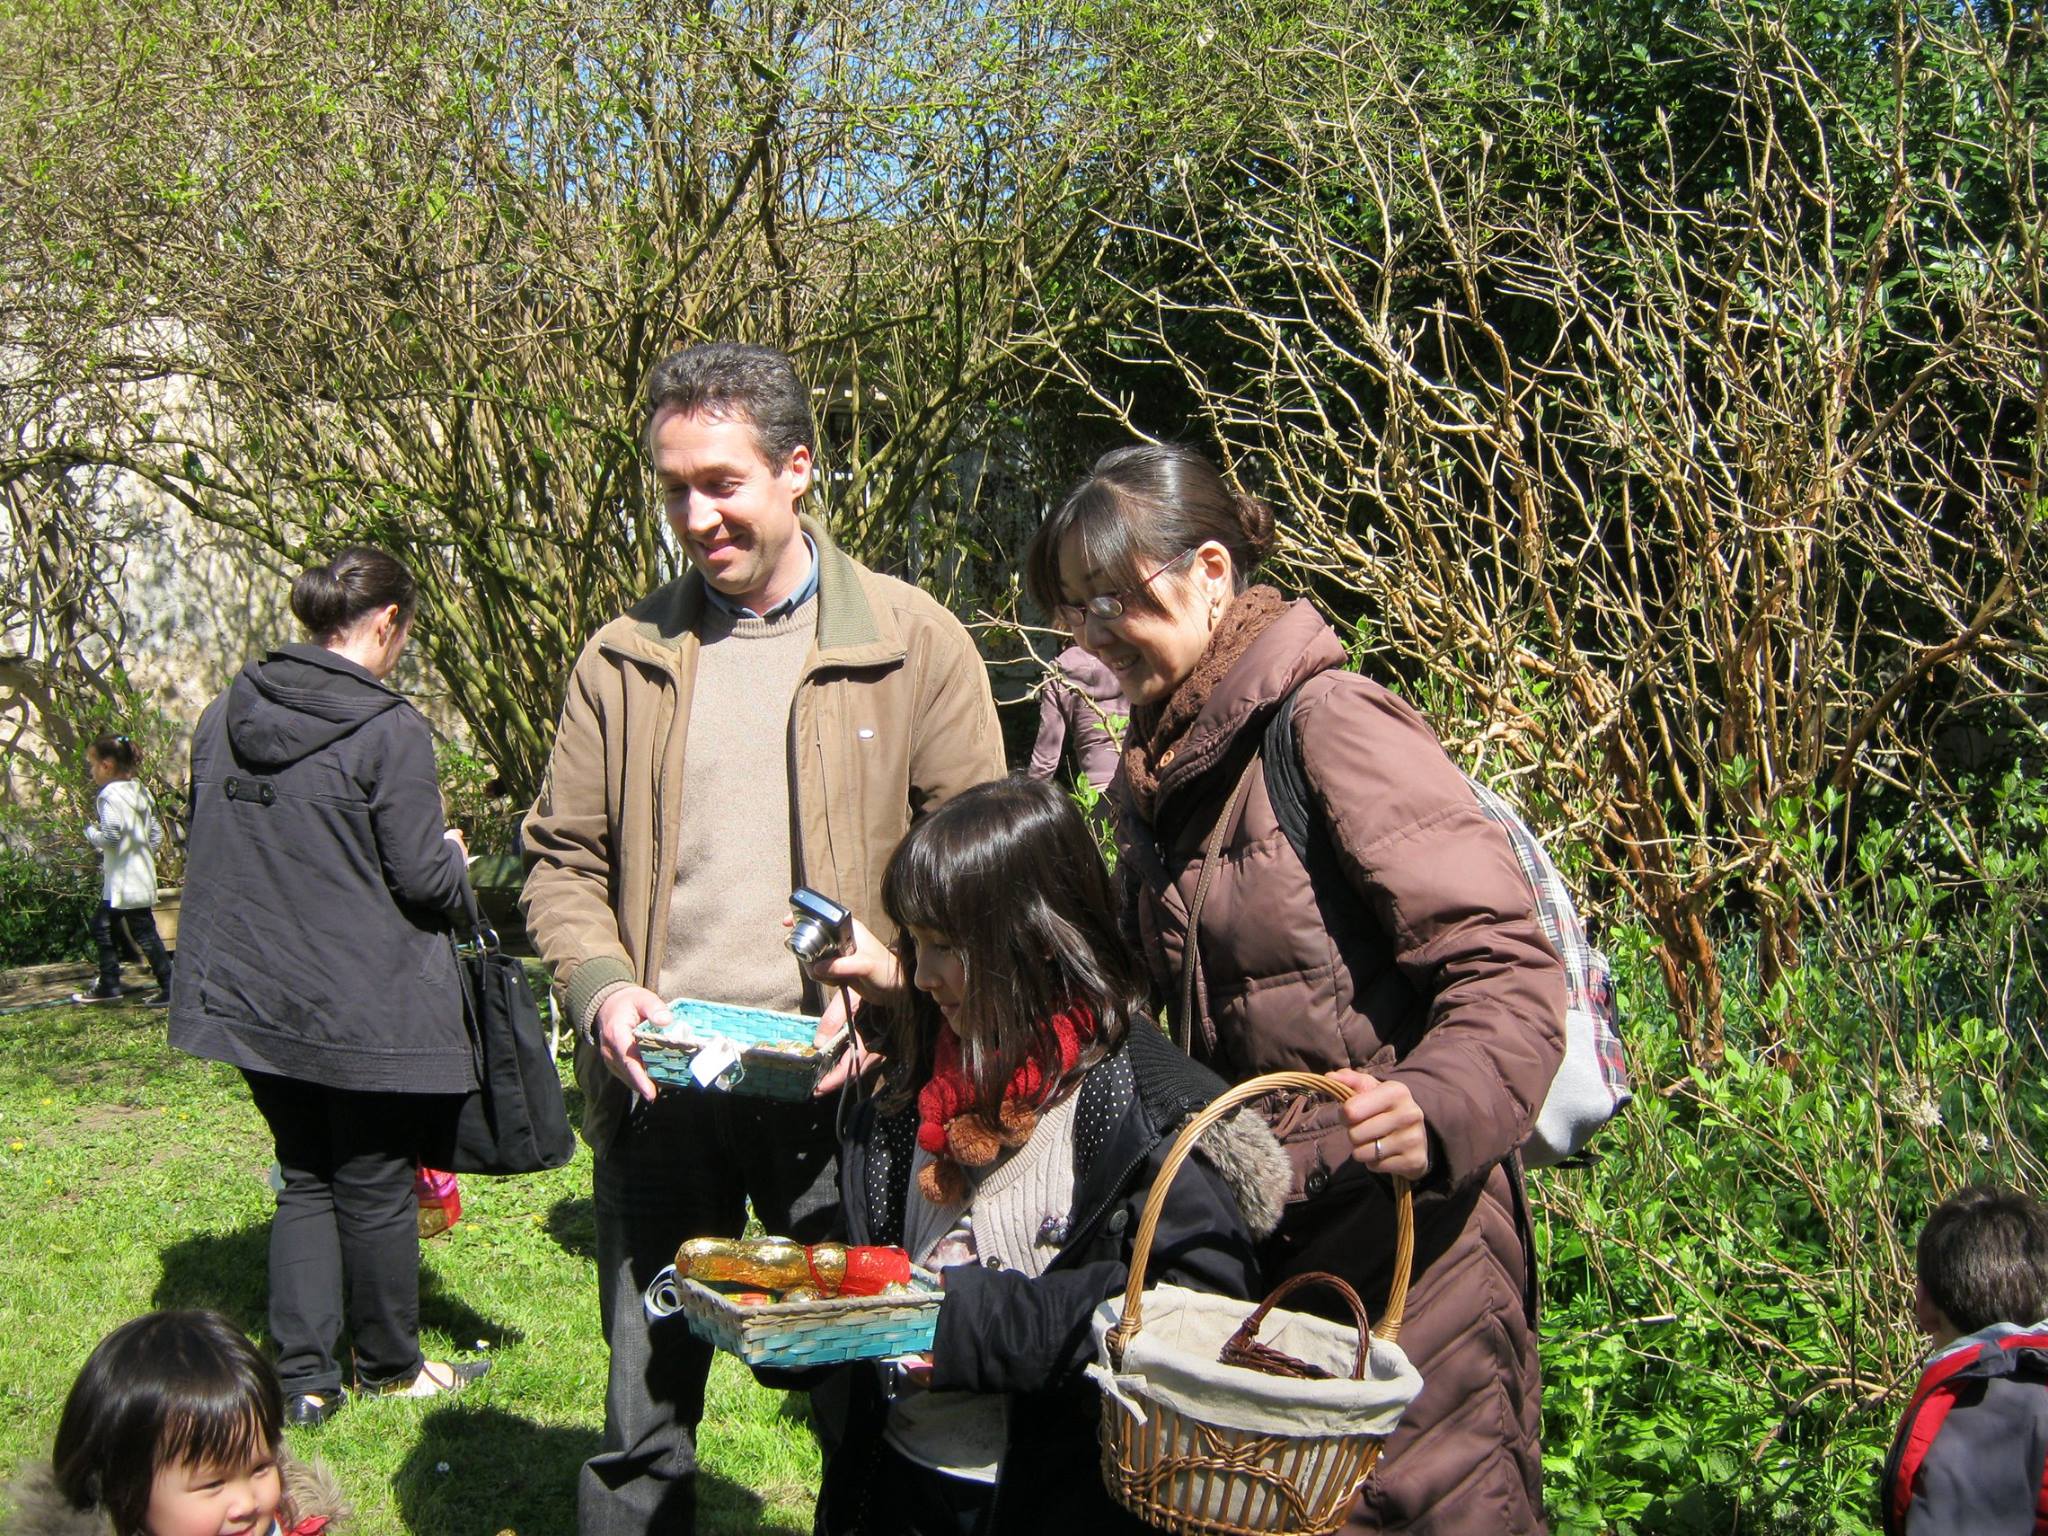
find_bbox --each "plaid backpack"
[1262,686,1630,1167]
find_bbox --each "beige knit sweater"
[654,598,817,1011]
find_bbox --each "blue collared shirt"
[701,535,820,622]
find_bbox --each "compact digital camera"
[786,887,854,967]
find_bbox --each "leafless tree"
[1050,0,2046,1062]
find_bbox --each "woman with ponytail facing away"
[171,547,490,1427]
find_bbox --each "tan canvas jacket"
[520,517,1005,1148]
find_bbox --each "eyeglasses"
[1054,547,1199,630]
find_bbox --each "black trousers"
[579,1088,841,1536]
[866,1445,993,1536]
[90,901,171,992]
[243,1070,438,1396]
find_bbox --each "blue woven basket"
[635,998,831,1103]
[644,1263,941,1368]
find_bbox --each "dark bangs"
[157,1394,278,1482]
[52,1310,282,1534]
[1024,475,1168,618]
[878,777,1140,1117]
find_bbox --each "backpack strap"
[1885,1346,1993,1535]
[1261,688,1316,871]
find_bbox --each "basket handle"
[1221,1270,1372,1381]
[1105,1071,1413,1362]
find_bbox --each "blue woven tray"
[643,1263,941,1367]
[635,998,831,1103]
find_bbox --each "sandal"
[362,1358,491,1398]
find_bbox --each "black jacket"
[814,1016,1288,1536]
[169,644,475,1094]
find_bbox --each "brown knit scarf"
[1120,585,1289,821]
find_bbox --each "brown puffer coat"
[1116,600,1566,1536]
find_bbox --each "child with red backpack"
[1882,1184,2048,1535]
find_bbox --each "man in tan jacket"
[520,343,1004,1536]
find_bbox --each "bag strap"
[1176,751,1261,1055]
[1261,687,1316,870]
[451,859,495,953]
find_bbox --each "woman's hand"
[1331,1068,1431,1181]
[797,914,907,1009]
[798,916,900,1097]
[809,987,888,1097]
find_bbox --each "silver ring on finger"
[1374,1137,1383,1161]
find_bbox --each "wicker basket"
[644,1262,942,1369]
[1095,1072,1418,1536]
[635,998,833,1102]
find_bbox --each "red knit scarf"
[915,1004,1096,1205]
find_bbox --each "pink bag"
[415,1166,462,1238]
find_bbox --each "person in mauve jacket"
[1025,644,1128,794]
[1026,445,1568,1536]
[170,546,489,1427]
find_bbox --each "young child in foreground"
[73,732,173,1006]
[8,1310,350,1536]
[1882,1183,2048,1536]
[802,776,1284,1536]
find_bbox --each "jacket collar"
[1151,600,1342,815]
[605,515,904,671]
[1923,1317,2048,1373]
[268,641,401,694]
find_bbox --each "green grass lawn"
[0,999,818,1535]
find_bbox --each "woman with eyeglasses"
[1024,444,1566,1536]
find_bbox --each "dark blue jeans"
[89,900,171,993]
[579,1088,841,1536]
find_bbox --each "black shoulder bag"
[426,886,576,1176]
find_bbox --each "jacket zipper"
[646,665,682,986]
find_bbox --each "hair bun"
[1232,489,1277,565]
[288,546,417,640]
[289,562,349,636]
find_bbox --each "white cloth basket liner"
[1088,1284,1421,1438]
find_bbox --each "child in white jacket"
[74,732,173,1005]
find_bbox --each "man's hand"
[594,986,669,1103]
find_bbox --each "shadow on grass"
[546,1195,597,1260]
[395,1403,596,1535]
[394,1404,794,1535]
[153,1223,524,1351]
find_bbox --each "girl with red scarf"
[794,776,1286,1536]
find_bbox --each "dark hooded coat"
[169,644,475,1094]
